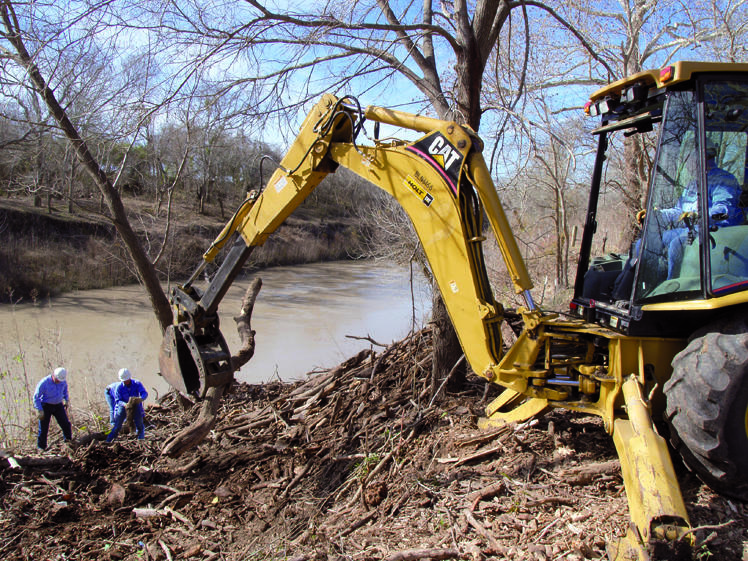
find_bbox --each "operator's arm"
[658,184,697,226]
[657,206,681,226]
[707,168,742,224]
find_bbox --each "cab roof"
[589,61,748,103]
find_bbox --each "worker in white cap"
[106,368,148,443]
[33,367,72,450]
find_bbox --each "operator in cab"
[640,138,743,280]
[607,137,744,302]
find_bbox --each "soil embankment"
[1,328,746,560]
[0,198,365,303]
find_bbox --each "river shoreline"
[0,260,429,447]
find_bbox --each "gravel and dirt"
[1,328,747,561]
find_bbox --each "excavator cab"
[573,63,748,337]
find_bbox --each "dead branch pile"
[1,328,746,561]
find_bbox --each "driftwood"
[2,454,71,469]
[463,509,503,554]
[231,278,262,372]
[161,385,227,458]
[557,459,621,485]
[123,397,142,434]
[384,548,461,561]
[465,480,505,511]
[161,279,262,458]
[133,507,166,519]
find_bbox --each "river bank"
[0,194,370,304]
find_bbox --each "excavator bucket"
[158,322,234,400]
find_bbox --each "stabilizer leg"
[479,388,549,429]
[608,375,692,561]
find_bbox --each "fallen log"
[133,507,166,519]
[2,455,71,469]
[161,382,228,458]
[384,548,460,561]
[557,459,621,485]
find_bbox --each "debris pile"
[1,329,746,560]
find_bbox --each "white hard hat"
[118,368,132,381]
[54,367,67,381]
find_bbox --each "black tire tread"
[664,319,748,501]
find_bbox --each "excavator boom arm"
[160,94,534,399]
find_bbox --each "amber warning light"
[660,65,675,83]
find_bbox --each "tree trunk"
[430,288,464,400]
[67,157,76,214]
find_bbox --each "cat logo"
[404,175,434,207]
[406,132,464,197]
[427,136,461,172]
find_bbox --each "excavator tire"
[664,319,748,501]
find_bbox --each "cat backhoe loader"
[159,62,748,560]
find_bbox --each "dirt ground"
[1,329,747,561]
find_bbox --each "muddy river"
[0,261,429,419]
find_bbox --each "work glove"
[36,410,44,421]
[635,209,647,225]
[679,211,696,223]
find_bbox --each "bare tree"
[484,0,746,248]
[0,0,173,328]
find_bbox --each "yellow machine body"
[163,67,748,558]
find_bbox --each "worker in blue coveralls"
[649,139,743,278]
[104,381,119,426]
[33,367,72,450]
[629,139,743,285]
[106,368,148,442]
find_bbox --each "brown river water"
[0,261,428,420]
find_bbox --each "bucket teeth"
[158,322,234,399]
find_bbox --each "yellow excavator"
[158,62,748,560]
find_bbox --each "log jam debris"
[1,328,747,560]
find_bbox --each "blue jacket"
[33,375,69,410]
[113,379,148,417]
[105,382,119,400]
[660,164,744,228]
